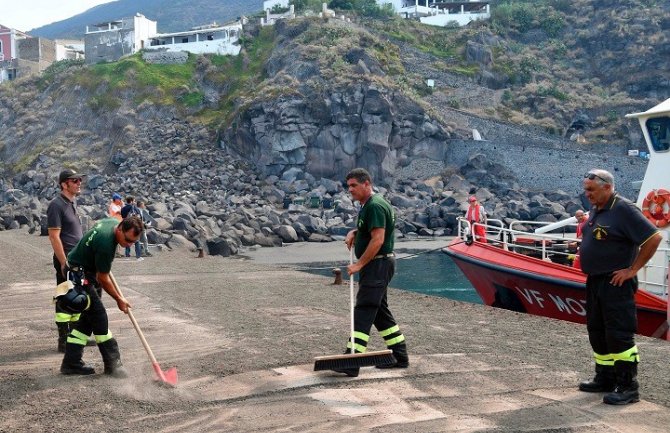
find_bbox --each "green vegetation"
[491,0,564,37]
[61,25,276,126]
[13,143,47,173]
[293,0,394,17]
[38,59,85,90]
[199,25,277,126]
[369,18,460,59]
[83,54,199,107]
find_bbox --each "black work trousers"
[586,274,637,356]
[71,278,111,339]
[354,257,399,342]
[53,256,70,318]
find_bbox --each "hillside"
[366,0,670,145]
[1,1,664,248]
[2,0,668,181]
[29,0,263,39]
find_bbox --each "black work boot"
[604,362,640,405]
[56,322,69,353]
[98,338,128,378]
[376,343,409,369]
[333,367,360,377]
[332,349,360,377]
[579,364,616,392]
[60,343,95,375]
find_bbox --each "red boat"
[444,235,668,339]
[444,99,670,340]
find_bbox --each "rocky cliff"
[0,12,663,254]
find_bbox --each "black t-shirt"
[580,194,659,275]
[46,194,83,253]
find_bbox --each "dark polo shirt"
[580,193,658,275]
[47,194,83,253]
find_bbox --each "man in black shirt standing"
[578,169,662,405]
[47,169,85,352]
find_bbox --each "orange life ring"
[642,188,670,228]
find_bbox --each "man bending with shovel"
[56,216,143,377]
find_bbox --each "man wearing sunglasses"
[579,169,662,405]
[47,169,85,353]
[58,216,143,378]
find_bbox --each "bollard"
[332,268,343,285]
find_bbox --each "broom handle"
[350,248,355,355]
[109,272,159,365]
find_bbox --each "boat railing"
[457,218,580,262]
[456,218,670,299]
[639,245,669,297]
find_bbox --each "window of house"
[182,38,189,43]
[646,117,670,153]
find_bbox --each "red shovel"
[110,272,178,387]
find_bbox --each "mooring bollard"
[332,268,343,285]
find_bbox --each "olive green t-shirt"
[354,194,395,259]
[67,218,118,274]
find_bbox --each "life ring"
[641,189,670,228]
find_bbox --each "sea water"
[301,251,481,304]
[393,252,481,304]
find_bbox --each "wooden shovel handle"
[109,272,159,365]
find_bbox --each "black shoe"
[99,338,128,378]
[579,378,615,393]
[333,367,359,377]
[603,387,640,405]
[61,361,95,375]
[376,360,409,369]
[104,362,129,378]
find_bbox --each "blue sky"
[0,0,115,31]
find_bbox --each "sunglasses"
[123,232,138,243]
[67,178,83,184]
[584,173,609,184]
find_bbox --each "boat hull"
[444,239,668,340]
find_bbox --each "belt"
[372,253,395,260]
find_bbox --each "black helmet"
[56,287,90,313]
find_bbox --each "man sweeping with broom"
[329,168,410,377]
[56,216,143,378]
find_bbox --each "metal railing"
[456,217,669,299]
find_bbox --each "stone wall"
[142,50,189,64]
[443,139,647,200]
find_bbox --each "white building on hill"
[148,22,243,56]
[377,0,490,27]
[85,13,157,64]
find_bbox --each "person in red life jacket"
[465,196,487,243]
[571,209,588,269]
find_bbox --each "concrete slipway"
[1,231,669,432]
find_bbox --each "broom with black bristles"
[314,248,396,372]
